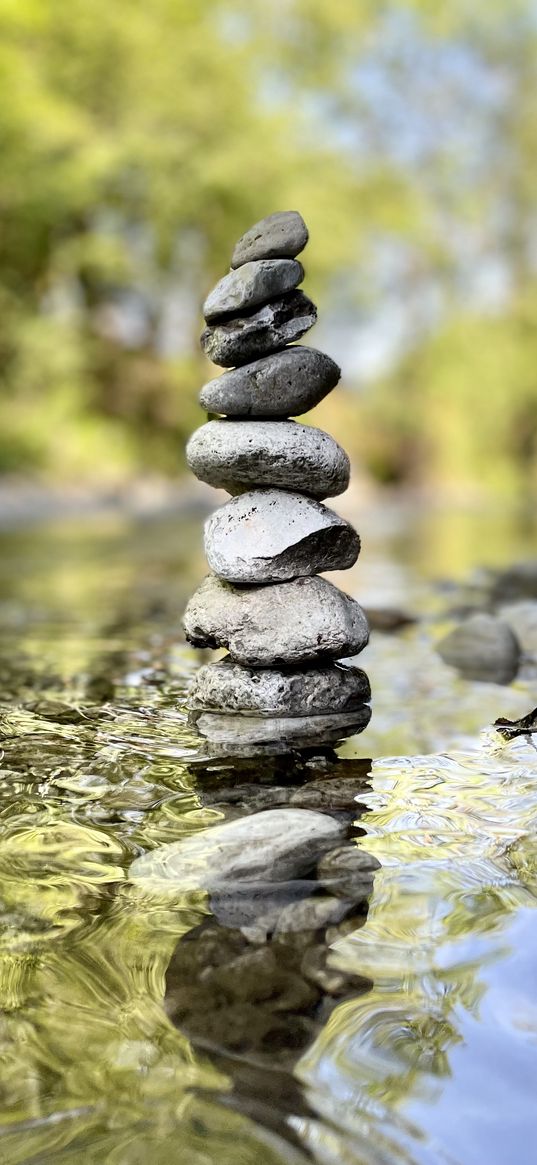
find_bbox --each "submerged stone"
[200,291,317,366]
[203,258,303,322]
[183,574,370,666]
[129,808,346,890]
[186,421,350,499]
[231,211,309,268]
[204,489,359,584]
[199,346,340,418]
[188,658,370,716]
[192,708,371,747]
[436,613,520,684]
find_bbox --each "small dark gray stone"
[183,574,369,666]
[200,346,340,419]
[436,613,520,684]
[129,808,345,890]
[231,211,309,268]
[200,291,316,367]
[193,708,371,748]
[204,489,359,584]
[203,259,303,322]
[186,421,349,499]
[188,658,370,716]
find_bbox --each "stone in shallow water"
[186,421,349,499]
[200,291,316,367]
[436,613,520,684]
[498,601,537,656]
[183,574,370,666]
[203,258,303,322]
[199,346,340,418]
[204,489,359,584]
[129,808,345,890]
[193,709,371,748]
[316,844,381,899]
[188,658,370,716]
[231,211,309,268]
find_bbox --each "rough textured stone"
[199,346,340,418]
[204,489,359,584]
[183,574,370,665]
[203,259,303,322]
[200,291,316,367]
[188,658,370,716]
[186,421,349,499]
[129,808,345,890]
[436,613,520,684]
[498,601,537,656]
[231,211,309,268]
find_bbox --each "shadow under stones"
[164,746,379,1148]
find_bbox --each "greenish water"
[0,503,537,1165]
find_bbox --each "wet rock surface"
[186,420,350,498]
[183,574,370,666]
[204,489,359,584]
[203,258,303,322]
[199,346,340,418]
[200,290,317,366]
[193,708,371,747]
[231,210,309,268]
[189,657,370,716]
[499,601,537,656]
[436,612,521,684]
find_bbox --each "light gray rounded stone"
[498,601,537,656]
[193,708,371,748]
[188,658,370,716]
[204,489,359,584]
[183,574,370,666]
[436,613,520,684]
[186,421,350,499]
[199,346,340,418]
[231,211,309,268]
[129,808,345,891]
[203,259,303,322]
[200,291,316,367]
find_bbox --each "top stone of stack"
[231,211,309,268]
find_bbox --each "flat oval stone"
[183,575,370,666]
[231,211,309,268]
[204,489,359,583]
[186,421,350,499]
[436,613,520,684]
[129,807,345,891]
[199,346,340,418]
[200,291,316,367]
[203,259,303,322]
[189,658,370,716]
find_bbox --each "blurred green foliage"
[0,0,535,490]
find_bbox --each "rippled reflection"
[0,512,536,1164]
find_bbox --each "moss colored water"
[0,503,536,1165]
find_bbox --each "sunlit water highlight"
[0,505,536,1164]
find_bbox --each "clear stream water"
[0,500,536,1165]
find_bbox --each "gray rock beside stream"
[204,489,359,584]
[200,291,317,366]
[436,613,520,684]
[186,420,350,498]
[199,346,340,418]
[183,574,369,666]
[189,658,370,716]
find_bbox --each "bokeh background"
[2,0,536,500]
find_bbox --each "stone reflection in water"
[160,748,380,1145]
[192,705,372,756]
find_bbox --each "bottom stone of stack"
[191,708,371,748]
[188,658,370,717]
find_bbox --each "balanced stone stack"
[183,211,371,746]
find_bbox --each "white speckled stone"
[204,489,359,584]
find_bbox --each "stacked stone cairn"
[183,211,371,747]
